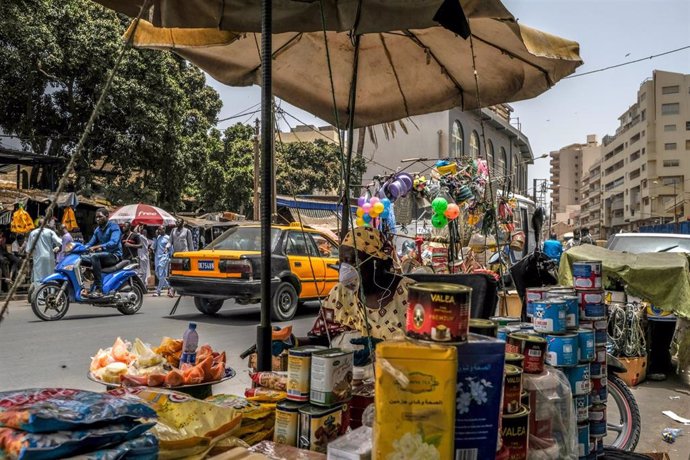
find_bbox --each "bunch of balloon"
[355,196,392,228]
[431,197,461,229]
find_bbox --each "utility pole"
[253,118,260,221]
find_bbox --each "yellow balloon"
[373,202,385,214]
[369,209,380,218]
[356,217,366,227]
[356,207,365,217]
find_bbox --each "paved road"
[0,295,320,395]
[0,295,688,458]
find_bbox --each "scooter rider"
[82,208,123,298]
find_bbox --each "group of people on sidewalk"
[19,207,195,298]
[542,226,596,265]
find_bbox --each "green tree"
[275,138,365,196]
[0,0,222,210]
[198,124,255,215]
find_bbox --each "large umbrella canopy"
[109,204,176,226]
[121,4,582,128]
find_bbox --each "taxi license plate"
[198,260,215,271]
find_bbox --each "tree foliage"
[0,0,221,210]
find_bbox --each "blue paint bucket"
[519,322,535,331]
[578,328,595,362]
[589,404,607,438]
[526,288,550,318]
[533,300,567,333]
[593,320,608,345]
[578,423,590,458]
[583,303,606,319]
[573,394,591,424]
[590,375,608,404]
[562,296,580,329]
[545,333,578,367]
[565,364,591,395]
[497,324,521,342]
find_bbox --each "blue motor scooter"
[30,242,146,321]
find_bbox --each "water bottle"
[180,322,199,365]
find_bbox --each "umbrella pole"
[257,0,273,372]
[339,35,361,241]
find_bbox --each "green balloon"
[432,197,448,214]
[432,213,448,228]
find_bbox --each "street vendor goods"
[273,401,303,447]
[469,318,497,337]
[89,337,227,387]
[454,334,505,460]
[374,340,457,460]
[206,395,276,447]
[545,333,578,367]
[288,346,327,402]
[0,421,155,460]
[532,300,567,334]
[572,261,602,290]
[0,388,156,433]
[406,283,471,342]
[503,365,523,414]
[500,405,529,460]
[506,334,546,374]
[297,404,343,453]
[309,349,354,407]
[108,387,242,459]
[251,372,287,392]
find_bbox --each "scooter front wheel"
[31,282,70,321]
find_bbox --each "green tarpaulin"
[559,245,690,319]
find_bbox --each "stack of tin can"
[276,346,354,453]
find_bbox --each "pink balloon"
[369,196,380,206]
[362,203,372,214]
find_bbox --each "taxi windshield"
[206,226,280,251]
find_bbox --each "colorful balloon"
[431,214,448,228]
[381,198,391,209]
[357,196,366,207]
[373,202,385,214]
[362,203,372,214]
[369,197,380,206]
[432,197,448,214]
[381,210,390,219]
[356,217,365,227]
[444,203,460,220]
[356,207,365,218]
[362,214,372,224]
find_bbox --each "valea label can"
[406,283,472,342]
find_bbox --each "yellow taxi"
[168,222,339,320]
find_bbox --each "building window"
[641,109,646,121]
[499,147,507,178]
[487,140,495,172]
[686,139,690,150]
[665,143,677,150]
[662,103,680,115]
[451,121,464,157]
[469,131,480,158]
[663,159,680,167]
[642,164,646,171]
[662,85,680,95]
[640,92,646,102]
[686,121,690,131]
[665,124,677,132]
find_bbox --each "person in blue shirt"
[543,233,563,265]
[82,208,122,298]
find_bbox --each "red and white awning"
[109,204,176,226]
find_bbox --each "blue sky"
[206,0,690,185]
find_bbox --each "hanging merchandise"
[61,207,79,232]
[10,205,35,234]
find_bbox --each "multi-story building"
[549,135,601,236]
[361,104,533,195]
[595,70,690,235]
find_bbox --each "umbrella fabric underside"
[109,203,176,226]
[93,0,508,34]
[128,20,581,128]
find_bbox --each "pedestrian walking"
[26,218,61,294]
[121,222,142,261]
[580,227,595,245]
[566,228,581,250]
[135,224,151,288]
[152,226,171,297]
[166,218,193,297]
[55,223,74,264]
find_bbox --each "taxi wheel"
[194,297,224,315]
[271,282,298,321]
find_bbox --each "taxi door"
[285,231,320,299]
[309,232,339,295]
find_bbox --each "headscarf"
[341,226,389,260]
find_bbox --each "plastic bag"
[107,387,241,460]
[249,372,287,392]
[62,433,159,459]
[523,366,577,460]
[0,422,155,460]
[0,389,156,433]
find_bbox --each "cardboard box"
[498,291,522,317]
[454,334,506,460]
[618,356,647,387]
[248,353,288,372]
